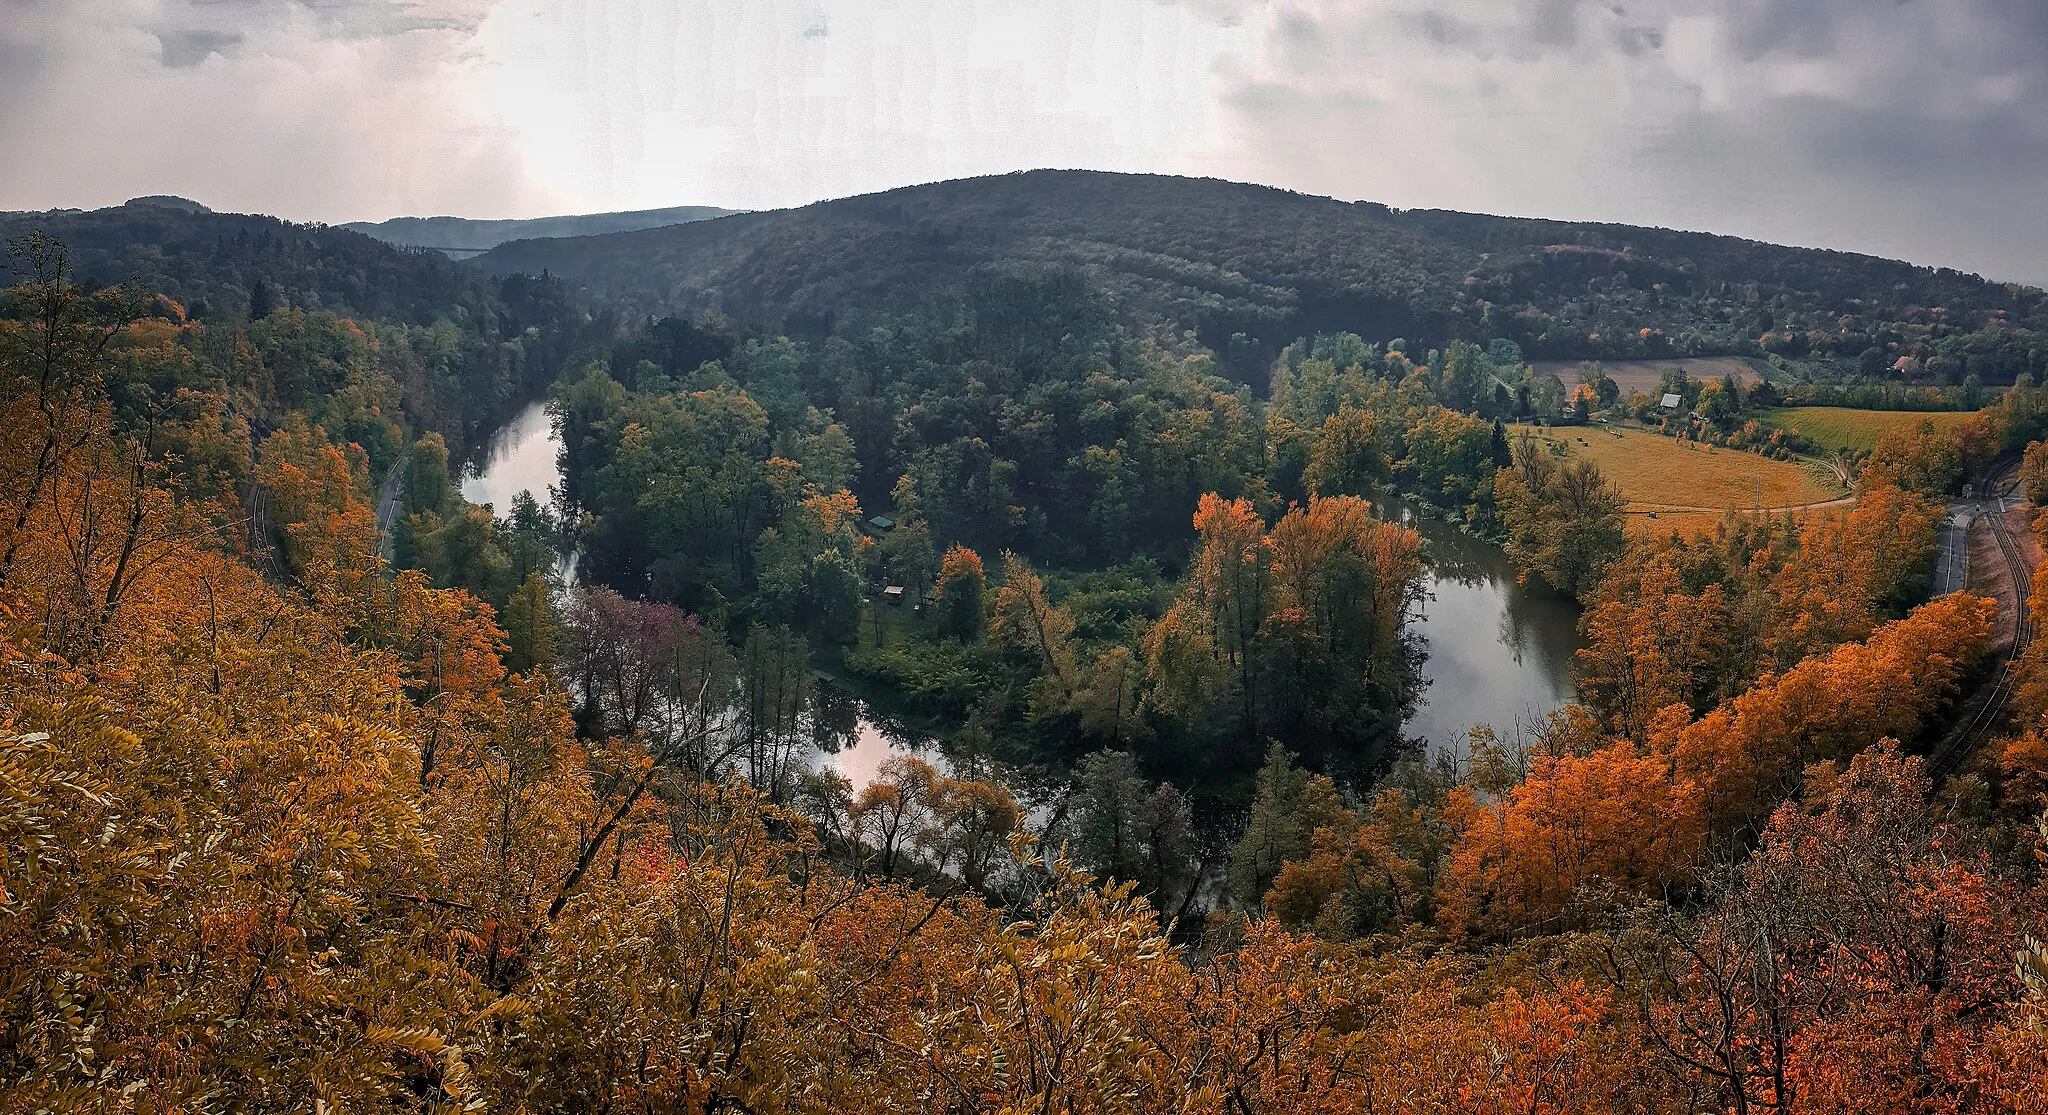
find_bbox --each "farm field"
[1756,406,1978,454]
[1529,356,1764,399]
[1528,424,1846,534]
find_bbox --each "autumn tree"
[254,414,379,592]
[1150,493,1268,734]
[1227,744,1350,906]
[1300,404,1392,497]
[1862,417,1964,494]
[1604,745,2037,1113]
[987,550,1078,719]
[1578,548,1735,737]
[560,586,736,774]
[1496,432,1625,598]
[1440,741,1708,938]
[1147,493,1422,763]
[851,754,940,880]
[501,570,558,675]
[931,543,985,641]
[923,774,1022,894]
[2024,439,2048,506]
[1661,591,1993,833]
[1257,495,1423,759]
[0,233,141,590]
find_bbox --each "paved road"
[373,463,405,563]
[1935,503,1974,596]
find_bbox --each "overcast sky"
[4,0,2046,284]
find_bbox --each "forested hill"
[469,169,2048,377]
[0,199,611,460]
[343,204,738,259]
[0,200,510,327]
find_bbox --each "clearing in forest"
[1529,425,1845,532]
[1756,407,1977,455]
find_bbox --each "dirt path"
[1625,495,1857,515]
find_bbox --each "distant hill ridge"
[466,169,2048,371]
[0,201,541,330]
[125,195,212,213]
[7,172,2044,382]
[344,205,738,259]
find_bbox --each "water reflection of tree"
[808,678,859,752]
[740,625,811,803]
[1497,574,1582,682]
[1410,510,1582,684]
[1417,529,1497,587]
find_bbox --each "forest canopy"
[4,175,2048,1113]
[472,170,2048,385]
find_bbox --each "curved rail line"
[1929,463,2034,780]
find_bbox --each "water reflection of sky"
[813,714,959,789]
[460,402,560,511]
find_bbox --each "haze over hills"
[469,170,2048,377]
[343,205,739,260]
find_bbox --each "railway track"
[1929,463,2034,780]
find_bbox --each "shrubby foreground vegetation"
[4,217,2048,1114]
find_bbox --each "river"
[464,400,1582,780]
[1398,510,1583,758]
[460,402,563,512]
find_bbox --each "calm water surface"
[1399,511,1583,757]
[468,402,1583,777]
[460,402,561,511]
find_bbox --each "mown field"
[1756,406,1977,454]
[1529,425,1846,534]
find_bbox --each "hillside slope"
[344,204,737,259]
[469,170,2048,374]
[0,200,502,326]
[0,200,609,454]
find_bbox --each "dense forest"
[540,275,1639,792]
[343,205,737,260]
[5,173,2048,1111]
[473,170,2048,384]
[0,200,609,456]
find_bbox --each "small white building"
[1659,392,1682,410]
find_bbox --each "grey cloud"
[1610,20,1661,56]
[1524,0,1585,47]
[0,0,544,221]
[137,0,489,51]
[1205,0,2048,283]
[292,0,491,40]
[1414,11,1481,47]
[4,0,2044,287]
[1273,9,1326,69]
[157,29,244,67]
